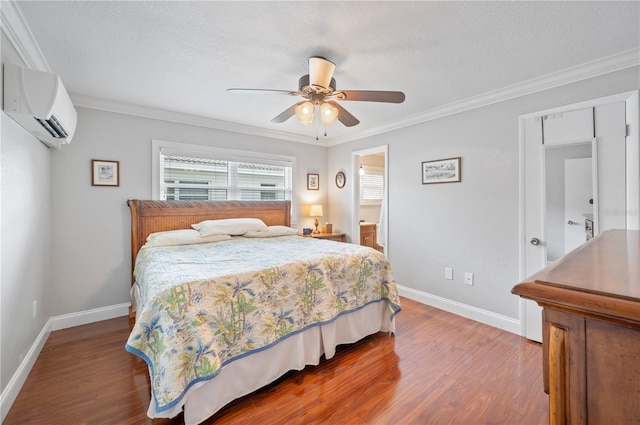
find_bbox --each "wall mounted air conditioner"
[3,64,77,149]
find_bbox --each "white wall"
[48,107,328,316]
[328,66,640,320]
[1,33,53,397]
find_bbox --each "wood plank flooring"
[5,298,548,424]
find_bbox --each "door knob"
[530,238,541,246]
[567,220,579,225]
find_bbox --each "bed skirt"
[140,300,395,424]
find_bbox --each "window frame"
[152,139,296,206]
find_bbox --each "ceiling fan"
[227,57,405,130]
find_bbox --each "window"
[259,183,277,200]
[154,140,294,203]
[360,166,384,205]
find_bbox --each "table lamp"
[310,204,323,234]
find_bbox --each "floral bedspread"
[125,236,401,413]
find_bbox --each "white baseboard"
[50,303,130,331]
[0,318,52,422]
[0,303,130,422]
[397,285,520,334]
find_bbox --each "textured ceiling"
[10,1,640,143]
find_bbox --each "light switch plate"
[464,272,473,285]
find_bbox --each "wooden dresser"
[360,223,377,248]
[512,229,640,425]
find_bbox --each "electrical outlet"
[464,272,474,286]
[445,267,453,280]
[33,300,37,319]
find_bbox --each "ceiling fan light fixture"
[231,56,405,132]
[309,57,336,89]
[295,101,314,126]
[320,102,339,126]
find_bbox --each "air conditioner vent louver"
[35,115,68,139]
[3,64,77,149]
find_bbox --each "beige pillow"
[243,226,299,238]
[191,218,268,236]
[144,229,231,248]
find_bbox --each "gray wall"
[48,107,328,316]
[327,66,640,320]
[1,33,53,394]
[0,115,52,393]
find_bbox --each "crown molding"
[3,0,637,146]
[328,47,640,146]
[75,47,638,147]
[69,93,326,146]
[0,0,50,71]
[72,47,639,147]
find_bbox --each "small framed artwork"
[335,171,346,189]
[92,159,120,187]
[307,173,319,190]
[422,157,461,184]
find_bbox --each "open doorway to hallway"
[352,145,389,256]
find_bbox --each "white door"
[523,115,546,343]
[523,108,595,342]
[564,158,593,253]
[522,99,630,342]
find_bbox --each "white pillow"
[191,218,268,236]
[243,225,299,238]
[143,229,231,248]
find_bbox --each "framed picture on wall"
[307,173,319,190]
[92,159,120,187]
[421,157,461,184]
[335,171,346,189]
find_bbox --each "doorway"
[545,142,597,262]
[519,90,639,341]
[352,145,389,257]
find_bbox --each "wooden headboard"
[127,199,291,280]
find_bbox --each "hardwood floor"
[5,298,548,424]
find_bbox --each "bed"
[125,200,401,424]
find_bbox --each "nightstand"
[305,232,346,242]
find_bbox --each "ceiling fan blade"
[328,101,360,127]
[334,90,406,103]
[308,57,336,89]
[227,88,297,95]
[271,103,298,123]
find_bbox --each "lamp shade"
[320,102,339,126]
[309,204,323,217]
[295,101,314,126]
